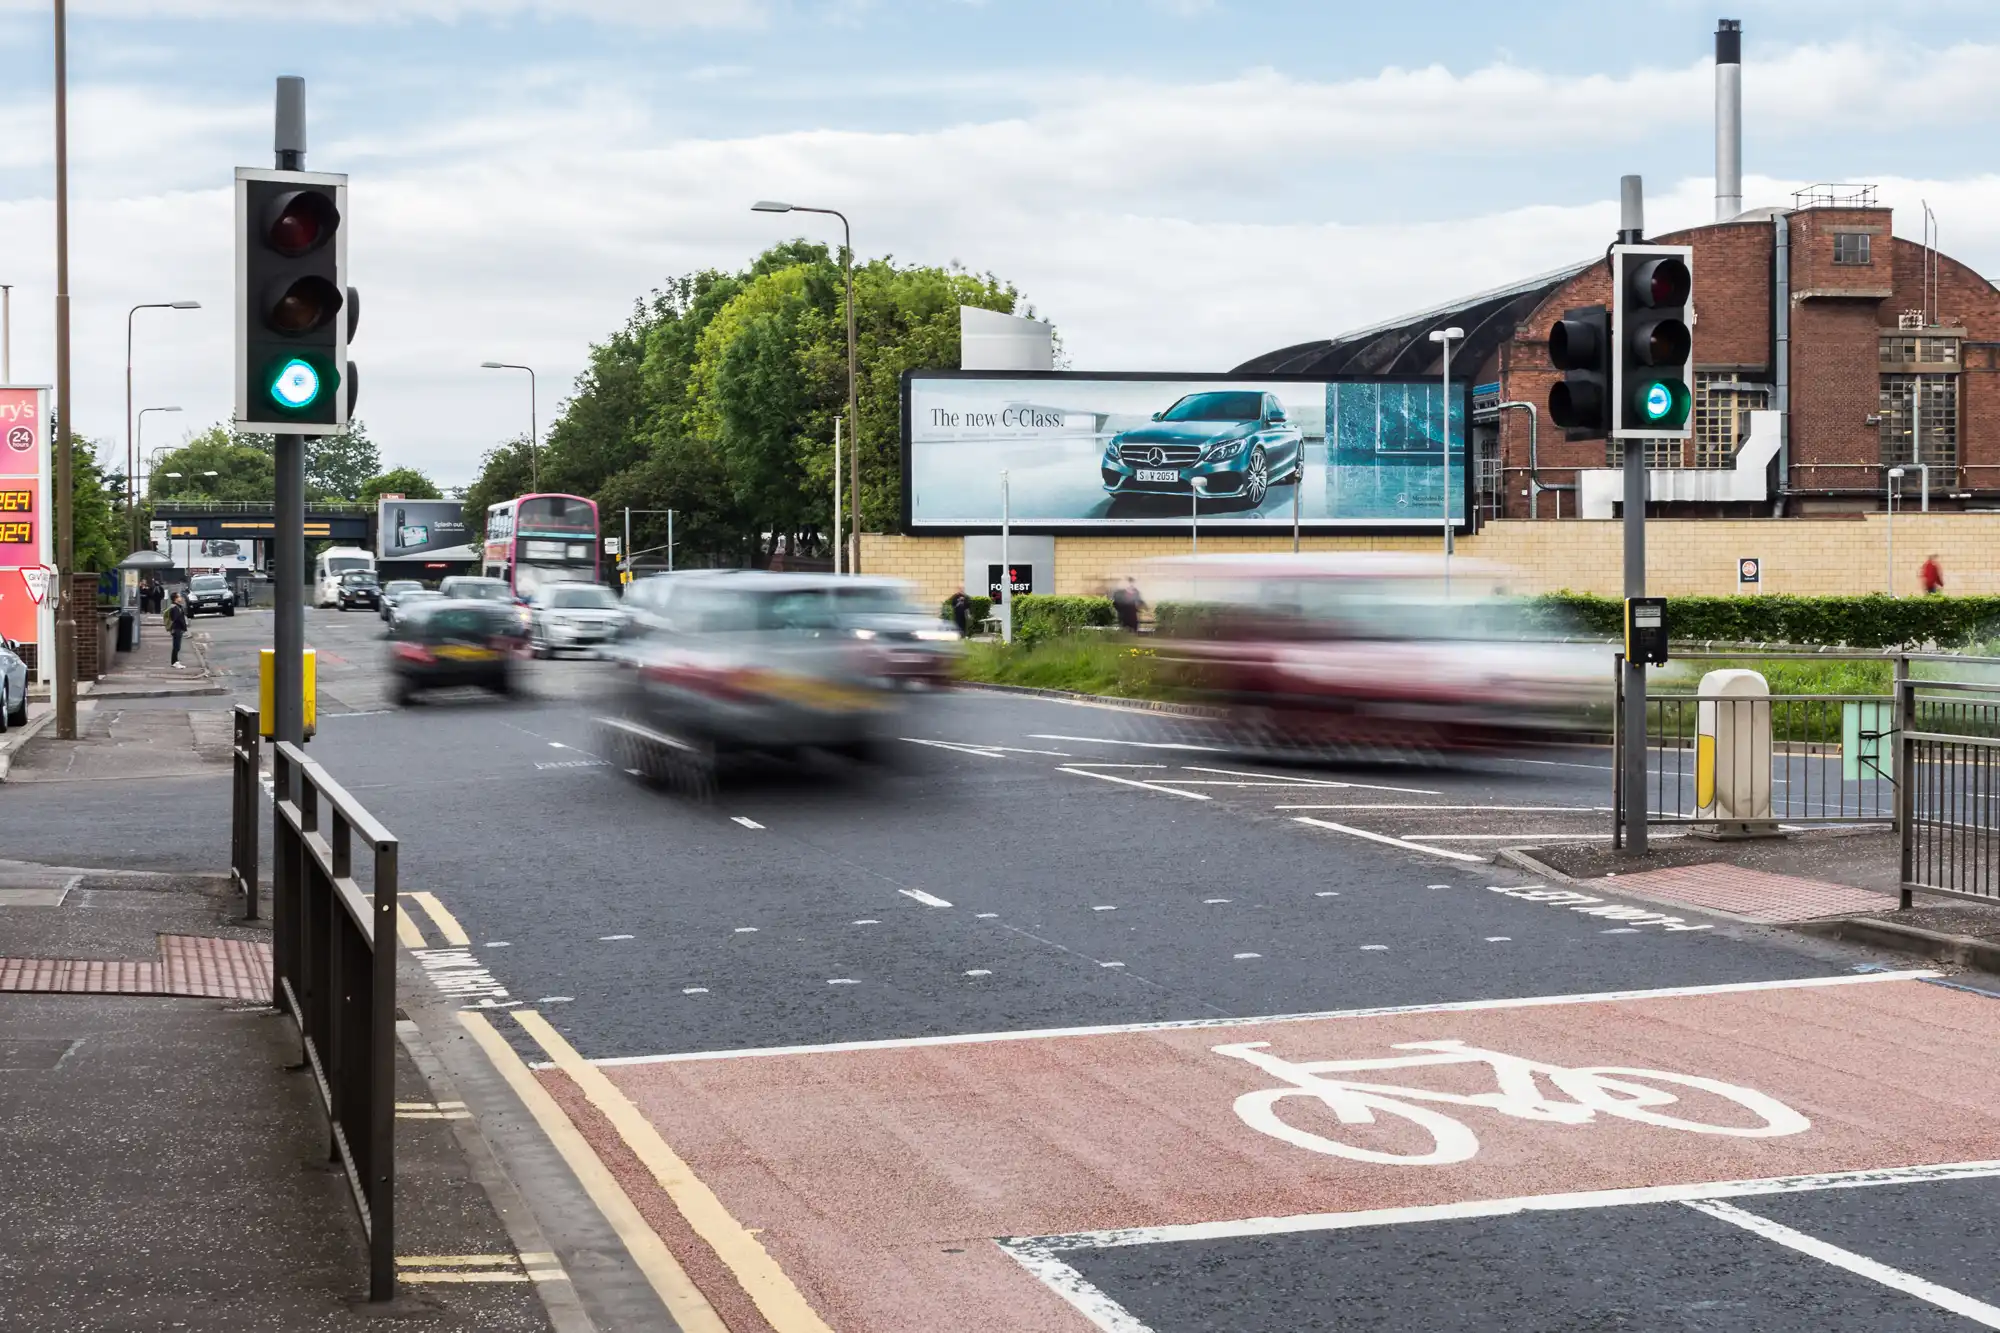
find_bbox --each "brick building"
[1240,185,2000,523]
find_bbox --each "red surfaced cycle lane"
[541,973,2000,1333]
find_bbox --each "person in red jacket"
[1921,554,1945,595]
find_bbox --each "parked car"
[378,579,425,622]
[1101,390,1303,508]
[387,599,522,705]
[185,573,236,618]
[596,571,900,778]
[336,568,383,612]
[528,581,628,658]
[0,636,28,731]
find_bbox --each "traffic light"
[1612,243,1693,439]
[235,168,355,433]
[1547,305,1611,438]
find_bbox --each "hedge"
[1010,594,1116,646]
[1524,593,2000,649]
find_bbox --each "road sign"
[20,564,48,605]
[604,537,621,556]
[1739,556,1761,589]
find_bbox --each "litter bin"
[116,612,134,652]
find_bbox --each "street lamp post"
[126,300,201,552]
[1,283,13,383]
[135,406,181,519]
[480,362,538,490]
[754,200,858,573]
[1887,466,1907,596]
[1427,326,1465,597]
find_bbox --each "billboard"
[377,499,475,561]
[902,372,1468,534]
[0,386,51,675]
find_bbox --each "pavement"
[8,603,2000,1332]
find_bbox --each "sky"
[0,0,1995,487]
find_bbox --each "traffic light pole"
[1619,174,1648,855]
[272,78,307,754]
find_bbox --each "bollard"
[1696,668,1778,838]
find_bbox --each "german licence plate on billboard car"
[1135,469,1180,483]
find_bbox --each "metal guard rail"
[1901,677,2000,906]
[270,740,399,1302]
[230,706,260,920]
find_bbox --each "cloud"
[0,0,764,23]
[3,36,1999,485]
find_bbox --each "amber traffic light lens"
[266,276,343,335]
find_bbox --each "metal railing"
[1901,677,2000,906]
[269,742,399,1302]
[230,705,260,921]
[1613,653,1900,843]
[152,499,374,516]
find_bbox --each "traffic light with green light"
[235,168,356,433]
[1611,244,1692,440]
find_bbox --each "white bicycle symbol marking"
[1213,1039,1810,1166]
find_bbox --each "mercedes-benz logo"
[1146,446,1166,467]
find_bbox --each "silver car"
[0,636,29,732]
[596,571,899,781]
[528,581,627,658]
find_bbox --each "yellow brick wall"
[864,515,1988,607]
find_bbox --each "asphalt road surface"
[89,609,2000,1331]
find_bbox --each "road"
[100,609,2000,1330]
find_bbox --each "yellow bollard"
[259,647,317,741]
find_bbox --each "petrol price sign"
[0,520,31,545]
[0,489,30,512]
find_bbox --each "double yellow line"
[398,891,468,948]
[457,1011,833,1333]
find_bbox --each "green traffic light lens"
[1644,382,1674,420]
[270,358,321,409]
[1635,378,1691,428]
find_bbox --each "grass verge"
[957,635,1167,699]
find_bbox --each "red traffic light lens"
[263,190,340,258]
[265,276,343,335]
[1630,256,1690,308]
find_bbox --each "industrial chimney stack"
[1715,19,1743,221]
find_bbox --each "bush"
[1525,592,2000,649]
[1152,601,1228,638]
[1010,594,1115,646]
[939,593,994,626]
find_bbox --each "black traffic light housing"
[1612,243,1693,439]
[1547,304,1611,439]
[235,168,355,433]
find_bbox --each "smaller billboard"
[0,385,51,675]
[377,499,475,561]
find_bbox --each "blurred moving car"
[0,636,28,731]
[336,568,383,612]
[386,588,442,633]
[1102,390,1303,508]
[185,573,237,619]
[528,582,627,658]
[596,571,905,778]
[438,574,531,636]
[1145,553,1606,755]
[387,599,522,705]
[830,579,961,688]
[379,579,424,622]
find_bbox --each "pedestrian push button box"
[1625,597,1668,667]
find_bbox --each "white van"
[315,546,376,607]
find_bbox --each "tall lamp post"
[753,200,858,573]
[480,362,538,490]
[135,406,181,528]
[1886,466,1906,596]
[126,300,201,552]
[1427,326,1465,596]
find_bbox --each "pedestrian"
[949,586,972,636]
[168,593,188,669]
[1114,577,1145,633]
[1921,553,1945,596]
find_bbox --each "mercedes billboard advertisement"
[902,372,1469,533]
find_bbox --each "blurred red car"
[1145,553,1608,755]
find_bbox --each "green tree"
[460,437,537,546]
[359,467,441,505]
[147,425,275,502]
[55,435,120,573]
[306,420,380,501]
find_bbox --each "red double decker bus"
[481,493,600,599]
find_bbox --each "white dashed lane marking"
[731,816,764,829]
[899,888,953,908]
[1293,817,1487,863]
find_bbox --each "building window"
[1879,374,1958,469]
[1606,438,1683,469]
[1834,233,1872,266]
[1881,335,1960,367]
[1692,373,1771,469]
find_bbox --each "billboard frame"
[899,369,1476,538]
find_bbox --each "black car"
[387,599,522,704]
[184,574,236,618]
[337,569,382,611]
